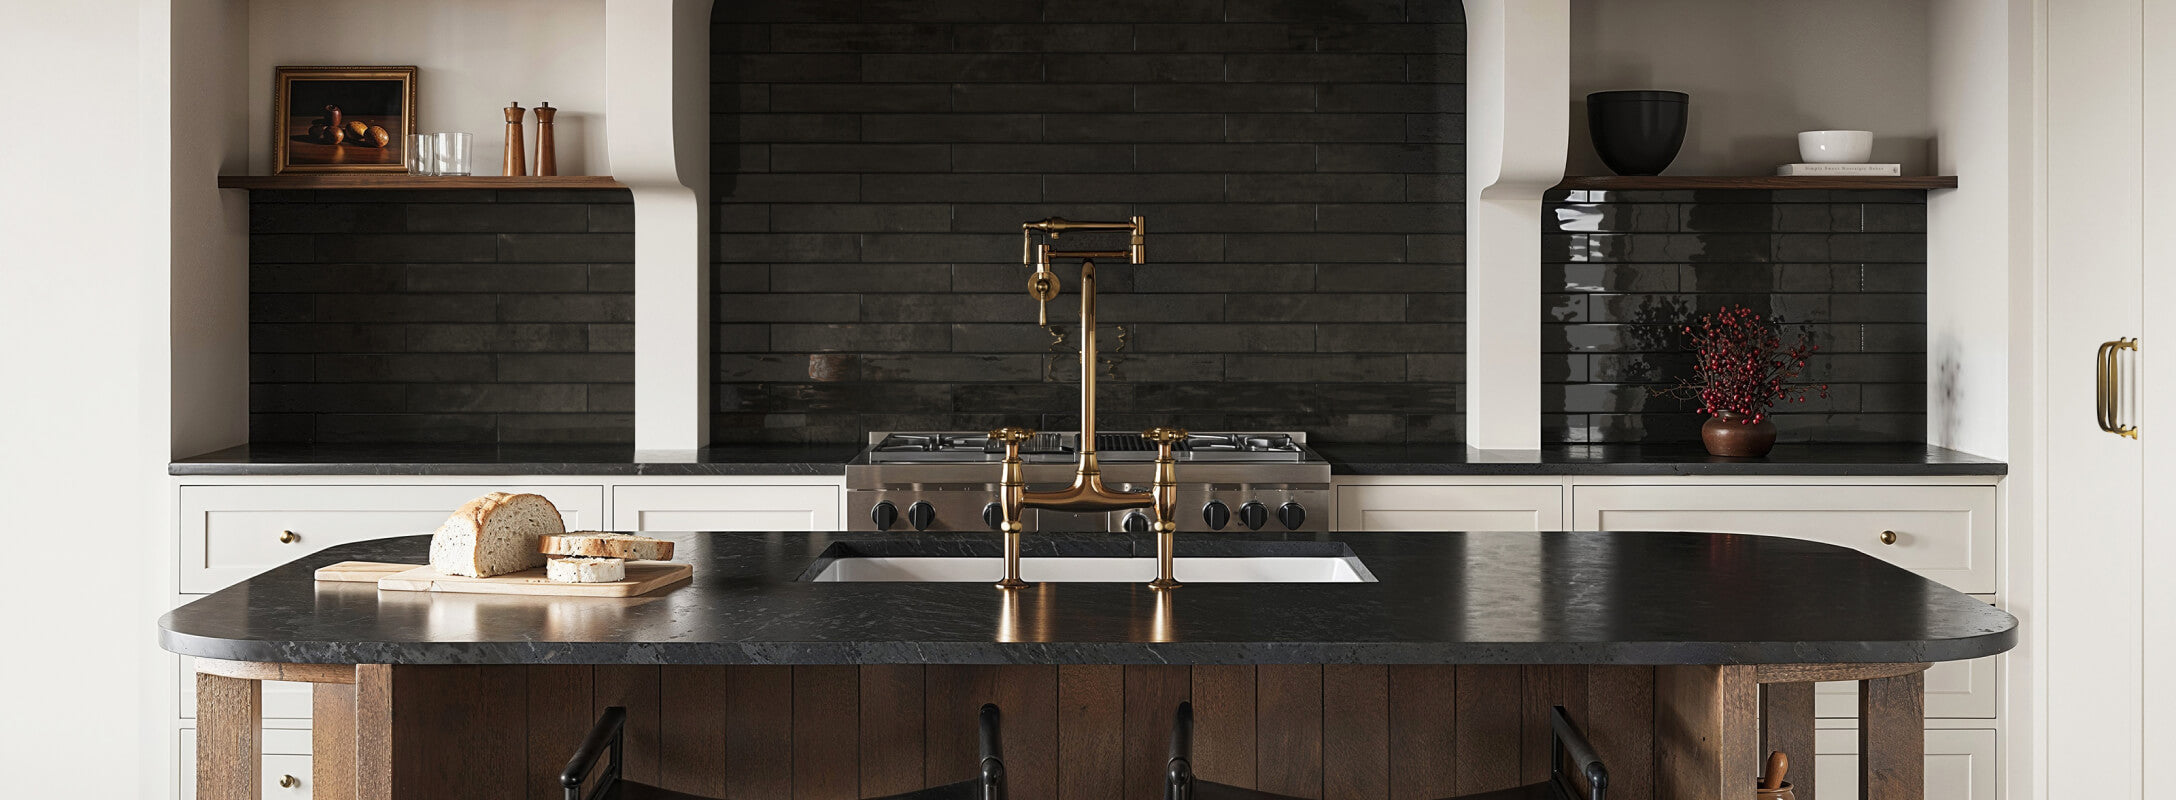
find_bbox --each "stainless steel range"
[846,431,1331,533]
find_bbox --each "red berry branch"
[1652,305,1828,424]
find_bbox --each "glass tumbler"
[405,134,435,176]
[431,132,473,176]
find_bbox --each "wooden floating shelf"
[217,175,626,190]
[1554,175,1959,190]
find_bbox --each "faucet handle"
[988,427,1038,445]
[1141,427,1189,446]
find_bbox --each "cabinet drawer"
[1816,655,1997,719]
[179,730,313,800]
[612,485,840,531]
[180,656,312,721]
[1813,727,1995,800]
[180,485,605,593]
[1334,485,1564,531]
[1570,485,1996,592]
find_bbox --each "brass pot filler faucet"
[989,216,1189,590]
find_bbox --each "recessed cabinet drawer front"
[181,485,605,593]
[179,730,313,800]
[1570,485,1996,593]
[1813,727,1996,800]
[1815,655,1997,719]
[179,656,312,720]
[612,485,840,531]
[1334,485,1565,531]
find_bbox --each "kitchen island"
[161,530,2015,800]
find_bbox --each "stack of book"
[1775,162,1901,176]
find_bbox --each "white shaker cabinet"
[1567,484,1997,593]
[611,483,842,531]
[1812,727,1996,800]
[1332,482,1563,531]
[178,484,606,593]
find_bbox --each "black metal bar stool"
[1164,702,1605,800]
[562,703,1006,800]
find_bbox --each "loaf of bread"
[429,492,564,578]
[539,532,675,561]
[546,556,626,583]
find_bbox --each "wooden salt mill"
[534,102,558,176]
[502,101,527,176]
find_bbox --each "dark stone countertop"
[1312,443,2006,476]
[159,530,2017,667]
[168,443,862,476]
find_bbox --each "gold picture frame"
[273,66,417,174]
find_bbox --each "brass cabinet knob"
[279,530,299,544]
[1879,530,1898,545]
[278,775,299,789]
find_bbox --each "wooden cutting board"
[314,560,692,598]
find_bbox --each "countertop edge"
[167,462,849,477]
[1324,462,2010,476]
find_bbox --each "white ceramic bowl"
[1797,130,1874,163]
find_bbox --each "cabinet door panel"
[612,485,841,531]
[1812,728,1994,800]
[1570,485,1994,593]
[1333,485,1563,531]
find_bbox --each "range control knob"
[1202,500,1231,531]
[983,502,1006,531]
[1122,511,1151,533]
[1238,501,1269,531]
[907,502,937,531]
[871,501,899,532]
[1278,502,1307,531]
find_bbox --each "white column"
[1463,0,1568,451]
[608,0,715,456]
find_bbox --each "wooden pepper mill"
[534,101,558,176]
[1756,750,1794,799]
[502,101,527,177]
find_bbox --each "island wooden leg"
[196,672,261,800]
[1760,682,1817,800]
[355,664,394,800]
[1656,664,1758,800]
[1860,671,1925,800]
[313,682,358,800]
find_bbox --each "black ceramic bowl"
[1587,90,1689,176]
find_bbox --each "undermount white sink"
[807,555,1375,583]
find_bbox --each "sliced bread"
[539,532,675,561]
[546,556,626,583]
[429,492,564,578]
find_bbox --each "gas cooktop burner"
[864,431,1310,463]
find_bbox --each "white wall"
[246,0,609,176]
[1568,0,1934,176]
[0,1,169,797]
[174,0,249,459]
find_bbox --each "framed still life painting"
[272,66,417,174]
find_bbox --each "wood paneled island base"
[194,660,1926,800]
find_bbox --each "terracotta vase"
[1700,409,1777,457]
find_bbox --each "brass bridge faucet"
[991,216,1187,591]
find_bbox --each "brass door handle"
[2097,338,2140,439]
[278,530,299,544]
[278,775,299,788]
[1879,530,1898,545]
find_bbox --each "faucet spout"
[995,216,1182,591]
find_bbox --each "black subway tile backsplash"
[1542,189,1927,444]
[710,1,1468,443]
[248,190,635,444]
